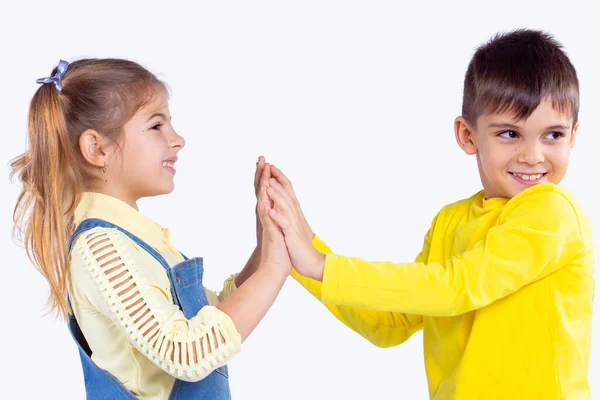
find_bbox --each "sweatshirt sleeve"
[320,185,586,317]
[291,231,429,347]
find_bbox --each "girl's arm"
[71,228,242,383]
[70,168,290,382]
[223,157,268,294]
[217,170,292,340]
[208,157,270,305]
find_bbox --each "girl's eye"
[544,131,565,140]
[498,130,519,139]
[151,123,163,131]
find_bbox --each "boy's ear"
[569,121,579,151]
[454,116,478,155]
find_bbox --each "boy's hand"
[270,165,314,243]
[257,165,292,277]
[265,168,324,281]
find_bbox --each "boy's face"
[455,98,577,199]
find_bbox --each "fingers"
[254,156,266,195]
[268,208,292,234]
[266,181,297,226]
[269,172,313,242]
[268,178,296,211]
[257,166,271,210]
[258,181,280,236]
[260,163,272,200]
[256,180,270,217]
[262,201,279,235]
[270,164,295,194]
[256,164,272,210]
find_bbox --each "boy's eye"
[498,130,519,139]
[544,131,564,140]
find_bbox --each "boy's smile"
[455,98,577,199]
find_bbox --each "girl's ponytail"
[11,82,83,319]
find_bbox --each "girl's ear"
[79,129,108,168]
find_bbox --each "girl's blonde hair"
[10,59,166,319]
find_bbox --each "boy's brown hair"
[462,29,579,127]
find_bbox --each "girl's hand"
[257,165,292,277]
[253,156,268,247]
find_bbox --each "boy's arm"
[316,185,588,317]
[292,233,427,347]
[267,163,429,347]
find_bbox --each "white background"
[1,1,598,399]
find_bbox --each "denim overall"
[67,218,231,399]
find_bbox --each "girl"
[11,58,290,399]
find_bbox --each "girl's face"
[107,91,185,206]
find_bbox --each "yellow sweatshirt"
[293,183,594,399]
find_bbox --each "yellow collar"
[74,192,168,251]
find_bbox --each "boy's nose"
[518,142,545,165]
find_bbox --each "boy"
[263,29,594,399]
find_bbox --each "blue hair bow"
[36,60,69,93]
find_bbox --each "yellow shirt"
[294,183,594,399]
[68,192,241,400]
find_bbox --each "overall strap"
[68,218,181,307]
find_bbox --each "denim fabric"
[67,218,231,399]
